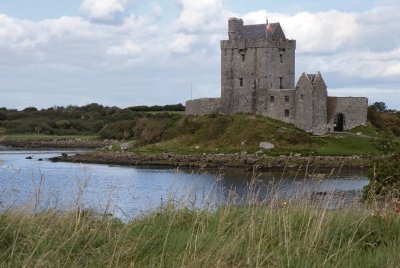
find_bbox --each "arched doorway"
[334,113,345,131]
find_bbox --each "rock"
[120,142,134,150]
[357,132,362,136]
[241,140,247,146]
[259,142,275,150]
[25,156,33,160]
[195,145,200,149]
[255,150,264,155]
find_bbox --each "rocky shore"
[51,151,371,170]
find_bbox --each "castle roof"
[307,74,317,83]
[240,23,285,40]
[297,72,327,89]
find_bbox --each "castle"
[185,18,368,135]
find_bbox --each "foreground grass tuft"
[1,204,399,267]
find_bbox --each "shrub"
[134,117,171,144]
[0,112,8,121]
[99,121,135,140]
[363,132,400,200]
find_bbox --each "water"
[0,150,369,220]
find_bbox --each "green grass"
[143,111,185,115]
[1,203,399,267]
[348,123,380,137]
[1,112,383,156]
[315,133,377,156]
[0,134,100,141]
[131,114,316,155]
[127,114,382,156]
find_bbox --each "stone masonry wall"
[185,98,221,115]
[265,89,295,123]
[220,38,296,114]
[294,75,314,132]
[327,97,368,130]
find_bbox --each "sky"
[0,0,399,110]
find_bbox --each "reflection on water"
[0,151,369,220]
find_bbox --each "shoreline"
[50,150,371,171]
[0,139,112,149]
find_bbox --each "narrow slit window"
[280,77,283,89]
[285,96,289,102]
[241,54,245,62]
[285,109,290,117]
[239,78,243,87]
[270,96,275,103]
[301,94,304,100]
[280,54,283,63]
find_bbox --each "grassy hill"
[0,104,384,156]
[125,114,378,156]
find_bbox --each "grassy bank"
[1,107,380,156]
[1,203,399,267]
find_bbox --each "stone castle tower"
[186,18,368,135]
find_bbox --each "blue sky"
[0,0,399,109]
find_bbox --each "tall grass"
[1,181,399,267]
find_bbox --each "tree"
[370,102,387,113]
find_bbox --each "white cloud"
[107,40,142,57]
[79,0,133,22]
[0,1,400,109]
[174,0,233,32]
[169,34,198,54]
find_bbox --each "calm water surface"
[0,150,369,219]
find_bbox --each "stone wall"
[265,89,295,123]
[327,97,368,130]
[220,37,296,114]
[294,75,314,132]
[185,98,221,115]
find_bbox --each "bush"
[99,121,135,140]
[134,117,172,144]
[363,132,400,200]
[0,112,8,121]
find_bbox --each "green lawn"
[315,133,377,156]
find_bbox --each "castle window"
[285,109,290,117]
[280,54,283,63]
[270,96,275,103]
[280,77,284,89]
[241,54,245,62]
[301,94,304,100]
[239,78,243,87]
[285,96,289,102]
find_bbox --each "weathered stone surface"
[259,142,274,150]
[185,98,221,115]
[185,17,368,135]
[120,142,135,150]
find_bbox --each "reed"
[1,177,399,267]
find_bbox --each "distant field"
[0,134,99,141]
